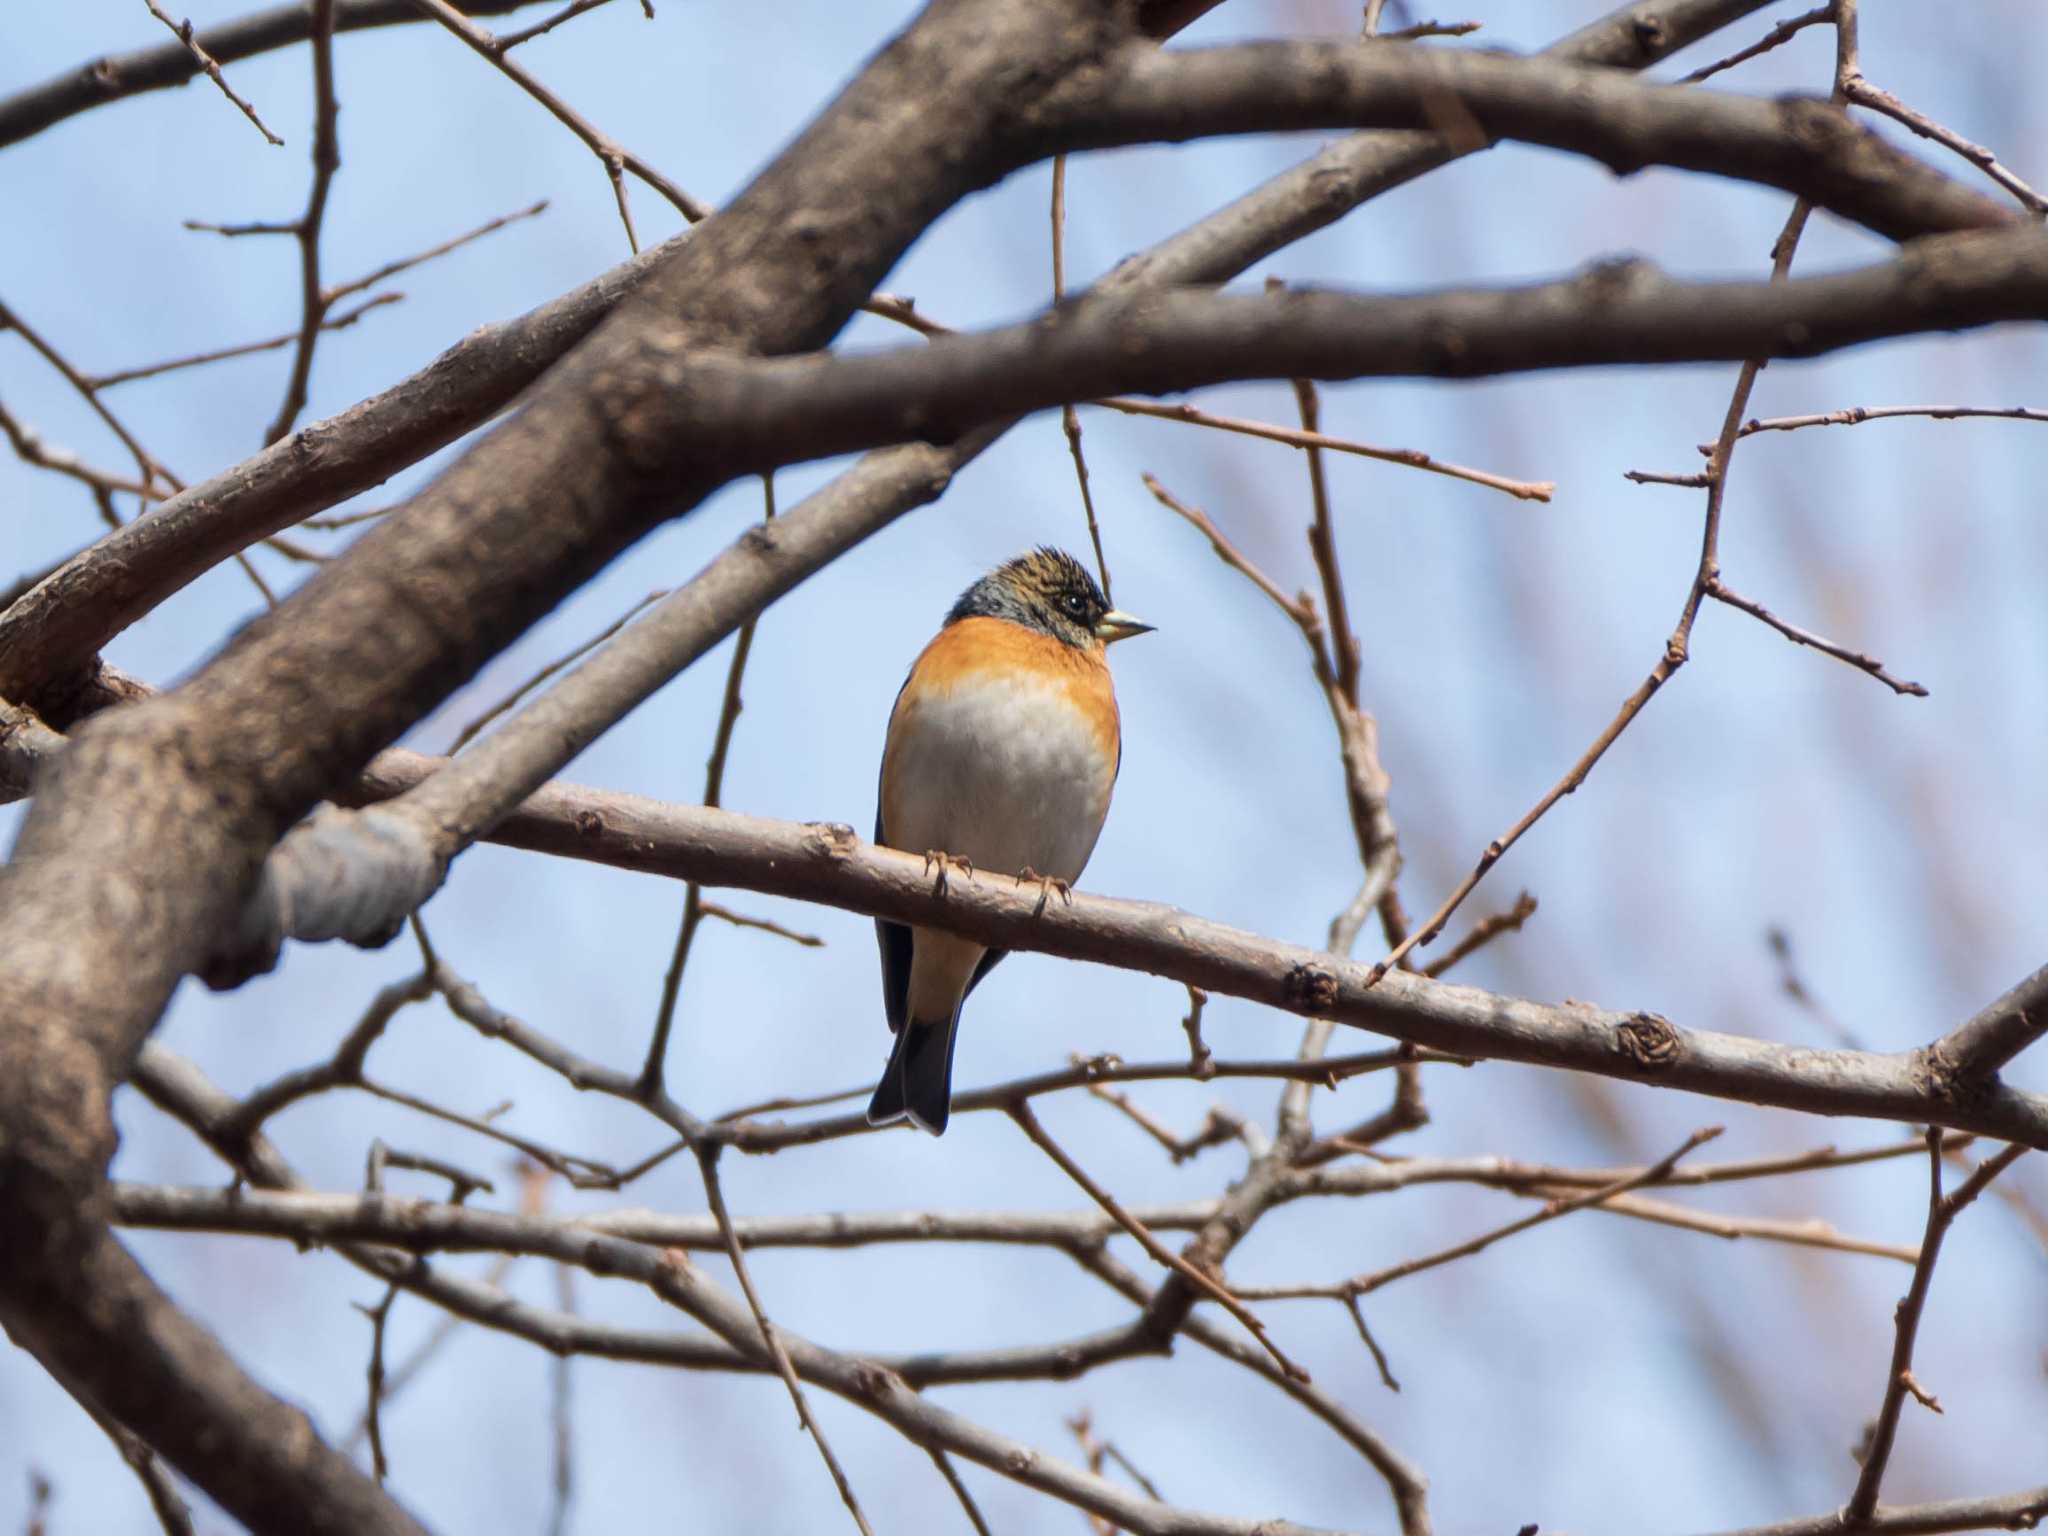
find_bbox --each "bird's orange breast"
[897,616,1121,763]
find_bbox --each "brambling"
[868,547,1153,1135]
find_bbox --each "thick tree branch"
[108,1131,1933,1253]
[1036,41,2014,244]
[0,6,1898,1525]
[582,229,2048,481]
[0,227,683,711]
[1700,1484,2048,1536]
[1111,0,1782,291]
[0,1,1793,714]
[1924,961,2048,1087]
[168,224,2048,978]
[0,0,542,150]
[326,760,2048,1151]
[0,2,1141,1528]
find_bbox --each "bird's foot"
[922,849,974,896]
[1014,866,1073,916]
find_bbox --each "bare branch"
[1095,394,1553,500]
[0,225,685,706]
[0,0,540,150]
[263,0,340,446]
[1699,1483,2048,1536]
[695,1150,873,1535]
[1846,1135,2030,1520]
[1420,892,1537,978]
[402,0,708,245]
[1705,576,1928,696]
[1042,41,2016,243]
[1678,5,1832,85]
[518,231,2048,486]
[299,761,2048,1152]
[90,293,403,390]
[1729,402,2048,439]
[1844,73,2048,214]
[1009,1101,1311,1382]
[1927,962,2048,1085]
[142,1,285,143]
[1051,154,1113,597]
[1241,1127,1724,1299]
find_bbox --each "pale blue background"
[3,2,2045,1532]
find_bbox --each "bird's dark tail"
[866,1013,961,1136]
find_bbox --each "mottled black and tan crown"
[947,547,1114,649]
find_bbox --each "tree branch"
[0,0,1794,714]
[565,229,2048,482]
[1924,962,2048,1086]
[0,226,684,710]
[0,0,541,150]
[319,760,2048,1152]
[0,3,1143,1528]
[1037,40,2014,243]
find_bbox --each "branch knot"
[1615,1011,1680,1071]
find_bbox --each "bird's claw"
[1015,866,1073,916]
[923,849,974,895]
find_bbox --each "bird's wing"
[875,645,1028,1027]
[874,804,914,1034]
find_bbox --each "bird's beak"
[1094,609,1155,643]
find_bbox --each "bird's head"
[947,546,1154,651]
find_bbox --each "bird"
[868,547,1153,1135]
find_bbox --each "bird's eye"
[1060,592,1087,617]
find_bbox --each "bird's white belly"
[885,672,1113,883]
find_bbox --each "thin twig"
[1520,1186,1918,1264]
[1082,1072,1242,1164]
[1144,473,1304,618]
[263,0,340,445]
[1623,467,1713,489]
[1243,1126,1724,1300]
[926,1449,994,1536]
[323,199,550,306]
[1679,4,1831,85]
[1420,892,1537,978]
[1342,1296,1400,1391]
[301,503,397,531]
[494,0,619,51]
[640,480,773,1093]
[181,218,299,236]
[1369,11,1861,983]
[0,298,179,493]
[694,1149,874,1536]
[403,0,709,250]
[1180,985,1214,1079]
[1009,1101,1311,1382]
[76,1396,196,1536]
[90,293,403,389]
[143,1,284,144]
[1726,403,2048,440]
[547,1261,575,1536]
[1846,1134,2029,1519]
[1052,155,1113,597]
[696,902,825,947]
[1376,20,1480,43]
[340,1158,549,1453]
[451,588,669,751]
[1097,395,1553,501]
[1843,75,2048,214]
[358,1284,400,1483]
[1766,926,1860,1047]
[0,401,160,501]
[1706,576,1928,696]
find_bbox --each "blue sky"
[3,2,2045,1532]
